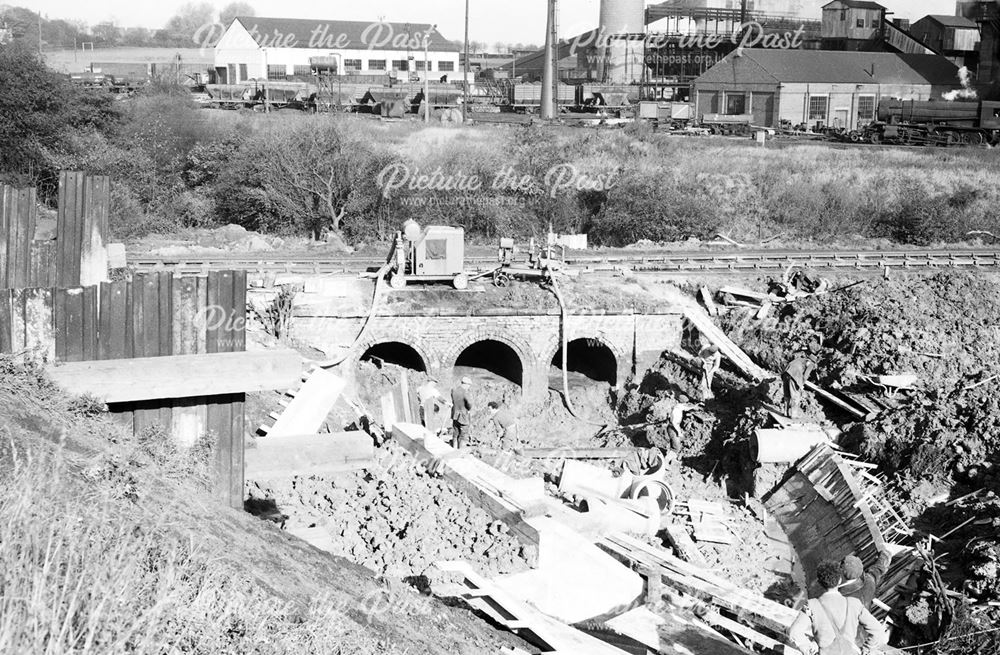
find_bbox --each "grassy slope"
[0,358,516,654]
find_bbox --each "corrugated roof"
[922,14,979,29]
[695,49,960,86]
[822,1,886,10]
[232,17,459,52]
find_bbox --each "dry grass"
[0,355,516,654]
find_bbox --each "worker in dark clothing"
[451,376,473,449]
[487,401,518,451]
[840,548,892,609]
[782,350,816,418]
[697,345,722,400]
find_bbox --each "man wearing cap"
[840,548,892,609]
[451,376,473,449]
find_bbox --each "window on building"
[368,59,386,70]
[267,65,287,80]
[840,9,847,20]
[293,65,312,76]
[856,18,866,28]
[808,95,829,122]
[858,95,876,122]
[415,60,427,71]
[392,59,409,71]
[238,63,248,81]
[227,64,236,83]
[344,59,362,71]
[438,61,455,72]
[725,93,746,115]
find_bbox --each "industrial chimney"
[599,0,645,84]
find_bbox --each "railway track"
[128,248,1000,276]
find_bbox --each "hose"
[313,262,392,368]
[547,275,607,428]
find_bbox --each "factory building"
[956,0,1000,90]
[910,15,981,70]
[692,49,961,129]
[212,17,461,84]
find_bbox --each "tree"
[164,2,214,45]
[0,42,119,187]
[91,21,120,46]
[219,2,255,27]
[121,27,152,46]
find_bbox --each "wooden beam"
[805,381,870,420]
[245,431,373,478]
[47,349,302,403]
[518,447,643,459]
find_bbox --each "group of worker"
[696,341,819,419]
[416,376,518,451]
[790,548,894,655]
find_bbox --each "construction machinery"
[491,238,565,288]
[385,221,469,290]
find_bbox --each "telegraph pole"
[462,0,469,123]
[38,11,43,56]
[541,0,558,119]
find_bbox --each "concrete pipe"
[628,479,676,515]
[752,428,834,464]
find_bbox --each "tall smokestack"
[599,0,645,84]
[542,0,558,119]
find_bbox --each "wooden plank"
[244,432,374,478]
[0,289,12,353]
[265,368,344,437]
[98,280,128,360]
[80,175,109,286]
[71,172,85,287]
[62,288,85,363]
[8,289,26,352]
[0,185,10,289]
[805,381,868,420]
[171,276,204,445]
[692,520,735,545]
[518,447,644,459]
[45,349,303,403]
[663,523,708,566]
[22,288,54,360]
[703,610,792,653]
[156,272,173,428]
[18,188,36,288]
[81,285,98,361]
[206,271,233,504]
[5,187,20,289]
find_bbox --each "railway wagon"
[869,99,1000,146]
[511,82,577,111]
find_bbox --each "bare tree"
[164,2,214,44]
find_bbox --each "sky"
[26,0,959,46]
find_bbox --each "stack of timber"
[763,444,921,618]
[599,532,801,654]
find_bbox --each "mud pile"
[248,444,530,580]
[720,273,1000,499]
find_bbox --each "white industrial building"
[213,17,461,83]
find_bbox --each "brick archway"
[442,328,535,394]
[351,334,437,377]
[541,334,628,387]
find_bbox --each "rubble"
[247,443,531,579]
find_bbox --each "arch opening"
[360,341,427,372]
[550,338,618,387]
[454,339,523,387]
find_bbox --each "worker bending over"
[789,561,887,655]
[417,380,451,436]
[782,348,817,419]
[487,401,518,451]
[697,346,722,400]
